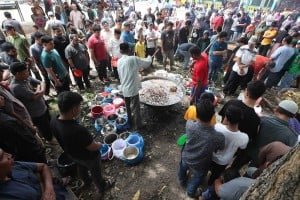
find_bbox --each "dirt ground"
[47,61,201,200]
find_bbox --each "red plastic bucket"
[73,69,83,77]
[91,105,103,118]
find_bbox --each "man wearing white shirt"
[117,43,152,129]
[145,23,158,57]
[107,29,123,80]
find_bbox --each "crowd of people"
[0,0,300,199]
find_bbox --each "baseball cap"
[48,11,54,16]
[278,100,298,115]
[4,24,14,31]
[1,42,16,52]
[10,62,27,75]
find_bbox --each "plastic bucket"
[94,116,107,132]
[116,106,127,118]
[57,152,77,177]
[103,133,118,146]
[103,104,116,117]
[126,132,144,149]
[116,117,129,133]
[122,146,143,165]
[113,97,125,108]
[101,123,117,135]
[100,144,113,160]
[91,105,103,119]
[107,113,118,124]
[111,139,127,159]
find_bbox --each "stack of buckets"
[111,132,144,165]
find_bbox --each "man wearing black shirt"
[218,80,266,169]
[51,91,114,196]
[53,26,70,70]
[143,7,155,27]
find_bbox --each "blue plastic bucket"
[100,144,113,160]
[126,133,144,149]
[122,146,143,165]
[116,117,130,133]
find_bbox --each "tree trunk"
[240,144,300,200]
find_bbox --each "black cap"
[1,42,16,52]
[0,63,9,71]
[10,62,27,75]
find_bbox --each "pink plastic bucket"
[103,104,116,117]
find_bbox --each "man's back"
[182,120,224,171]
[50,116,97,160]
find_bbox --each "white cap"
[279,100,298,115]
[48,11,54,16]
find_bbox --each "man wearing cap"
[30,31,51,96]
[247,100,298,166]
[117,42,152,130]
[9,62,53,142]
[41,35,70,94]
[44,11,65,37]
[121,22,135,53]
[2,12,26,36]
[0,42,19,65]
[65,34,91,91]
[88,24,110,84]
[258,22,278,56]
[223,36,257,96]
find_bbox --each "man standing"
[9,62,53,142]
[65,34,91,91]
[117,43,152,130]
[161,21,175,71]
[70,3,84,30]
[145,23,158,57]
[143,7,155,27]
[121,22,135,53]
[189,46,209,104]
[30,31,51,96]
[258,22,277,56]
[41,35,70,94]
[51,91,114,197]
[53,26,70,70]
[266,35,295,88]
[88,24,110,84]
[2,12,26,36]
[208,31,228,83]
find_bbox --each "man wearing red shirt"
[213,13,224,33]
[190,46,209,104]
[88,24,110,83]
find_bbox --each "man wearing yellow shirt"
[259,22,278,56]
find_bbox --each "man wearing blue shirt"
[208,31,228,83]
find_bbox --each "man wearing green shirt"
[5,24,41,80]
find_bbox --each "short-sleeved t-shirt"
[219,100,260,141]
[53,35,70,63]
[50,116,98,160]
[30,43,44,66]
[192,53,209,87]
[209,40,227,65]
[218,177,255,200]
[41,49,68,80]
[161,30,175,51]
[232,45,257,75]
[253,55,270,75]
[65,43,89,70]
[0,161,42,200]
[88,34,107,61]
[10,77,47,118]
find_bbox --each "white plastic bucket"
[111,139,127,159]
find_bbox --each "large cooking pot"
[139,76,185,107]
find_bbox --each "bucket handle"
[108,147,114,160]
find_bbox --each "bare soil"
[47,62,196,200]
